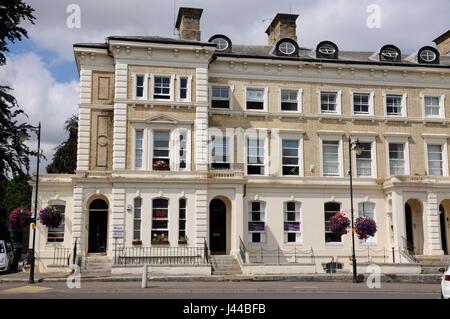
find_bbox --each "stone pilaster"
[424,192,444,255]
[71,186,84,255]
[76,69,92,171]
[194,187,208,246]
[391,191,406,261]
[110,188,126,252]
[112,63,128,171]
[195,67,208,172]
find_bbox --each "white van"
[0,240,13,273]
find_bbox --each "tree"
[46,115,78,174]
[0,1,36,180]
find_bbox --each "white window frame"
[151,197,169,243]
[133,197,142,240]
[46,200,66,244]
[177,75,192,102]
[318,90,342,115]
[209,84,234,110]
[283,201,302,244]
[383,92,407,117]
[178,197,187,241]
[351,91,374,116]
[421,94,445,119]
[279,131,304,177]
[173,128,190,171]
[209,129,235,169]
[319,134,344,177]
[133,73,148,100]
[424,137,448,177]
[358,201,377,244]
[324,201,343,244]
[248,201,266,243]
[384,135,410,177]
[132,125,148,170]
[280,87,303,113]
[245,130,269,176]
[351,135,377,178]
[245,86,268,112]
[152,74,175,101]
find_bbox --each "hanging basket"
[329,212,350,235]
[39,207,63,228]
[8,208,33,231]
[355,217,377,240]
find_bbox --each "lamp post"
[20,122,41,284]
[348,135,363,283]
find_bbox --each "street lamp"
[348,135,364,283]
[19,122,41,284]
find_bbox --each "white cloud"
[0,52,79,173]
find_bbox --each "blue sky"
[1,0,449,173]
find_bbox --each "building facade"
[32,7,450,274]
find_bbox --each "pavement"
[0,280,443,299]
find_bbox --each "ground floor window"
[324,202,342,243]
[47,205,65,243]
[152,198,169,243]
[248,201,266,243]
[284,202,301,243]
[133,198,142,240]
[179,198,186,242]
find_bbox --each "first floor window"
[135,75,145,98]
[179,130,187,170]
[47,205,65,242]
[427,144,443,176]
[179,198,186,241]
[356,142,372,177]
[358,202,376,243]
[282,139,299,175]
[424,96,441,117]
[281,89,298,111]
[153,130,170,170]
[211,86,230,109]
[248,201,266,243]
[322,141,340,176]
[320,91,338,113]
[353,93,370,114]
[153,76,171,99]
[210,136,230,169]
[246,88,264,110]
[324,202,341,243]
[179,77,188,100]
[386,94,403,116]
[389,143,405,175]
[135,129,144,169]
[133,198,142,240]
[284,202,301,243]
[152,198,169,243]
[247,137,265,175]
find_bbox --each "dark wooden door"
[440,205,448,254]
[405,203,414,251]
[210,199,226,254]
[88,211,108,253]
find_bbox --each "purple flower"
[39,207,63,228]
[9,208,33,230]
[355,217,377,240]
[329,212,350,235]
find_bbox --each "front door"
[440,205,448,254]
[209,199,226,254]
[88,199,108,253]
[405,203,414,252]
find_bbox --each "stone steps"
[81,255,112,273]
[211,255,242,275]
[415,255,450,274]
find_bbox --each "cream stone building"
[32,8,450,275]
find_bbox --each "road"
[0,280,442,299]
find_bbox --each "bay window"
[135,75,145,99]
[153,130,170,170]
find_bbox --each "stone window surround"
[279,87,303,113]
[208,128,235,169]
[423,135,449,177]
[358,201,377,245]
[45,199,66,245]
[383,92,408,117]
[244,85,269,112]
[420,93,446,119]
[278,130,304,177]
[131,123,192,172]
[317,89,342,115]
[318,132,345,178]
[350,90,375,116]
[209,83,235,110]
[247,200,267,244]
[131,73,192,103]
[384,134,411,177]
[283,201,303,245]
[350,133,378,179]
[244,129,270,176]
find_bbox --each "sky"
[0,0,449,173]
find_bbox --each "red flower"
[329,212,350,235]
[9,208,33,230]
[39,207,63,228]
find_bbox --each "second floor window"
[179,77,188,100]
[135,130,144,169]
[322,141,340,176]
[282,139,299,176]
[248,201,266,243]
[210,136,230,169]
[247,137,265,175]
[427,144,443,176]
[353,93,370,115]
[211,86,230,109]
[135,75,145,98]
[424,96,441,117]
[389,143,405,175]
[386,94,403,116]
[246,88,264,110]
[179,130,187,170]
[281,89,298,111]
[153,130,170,170]
[320,92,338,113]
[154,76,171,99]
[356,142,372,177]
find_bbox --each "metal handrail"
[401,236,417,263]
[239,237,247,264]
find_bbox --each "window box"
[132,239,142,246]
[151,239,170,245]
[153,160,170,171]
[178,236,188,245]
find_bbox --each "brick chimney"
[434,30,450,55]
[175,7,203,41]
[265,13,299,46]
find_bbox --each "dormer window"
[275,38,298,56]
[209,35,232,52]
[379,45,401,62]
[418,46,440,64]
[316,41,338,59]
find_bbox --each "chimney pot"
[434,30,450,55]
[175,7,203,41]
[265,13,299,46]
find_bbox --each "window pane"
[322,141,339,176]
[321,92,337,113]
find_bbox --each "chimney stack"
[265,13,299,46]
[434,30,450,56]
[175,7,203,41]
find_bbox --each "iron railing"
[51,247,71,267]
[114,243,209,266]
[401,236,417,263]
[246,246,316,265]
[239,237,247,264]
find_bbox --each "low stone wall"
[241,264,317,275]
[357,263,422,275]
[111,264,212,276]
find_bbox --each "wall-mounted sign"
[112,225,124,238]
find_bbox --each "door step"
[211,255,242,275]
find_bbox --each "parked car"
[440,266,450,299]
[0,240,13,273]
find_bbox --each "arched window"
[47,201,66,243]
[284,202,301,243]
[418,46,440,64]
[324,202,341,243]
[248,201,266,243]
[133,198,142,240]
[152,198,169,244]
[179,198,187,242]
[275,38,299,56]
[209,34,232,52]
